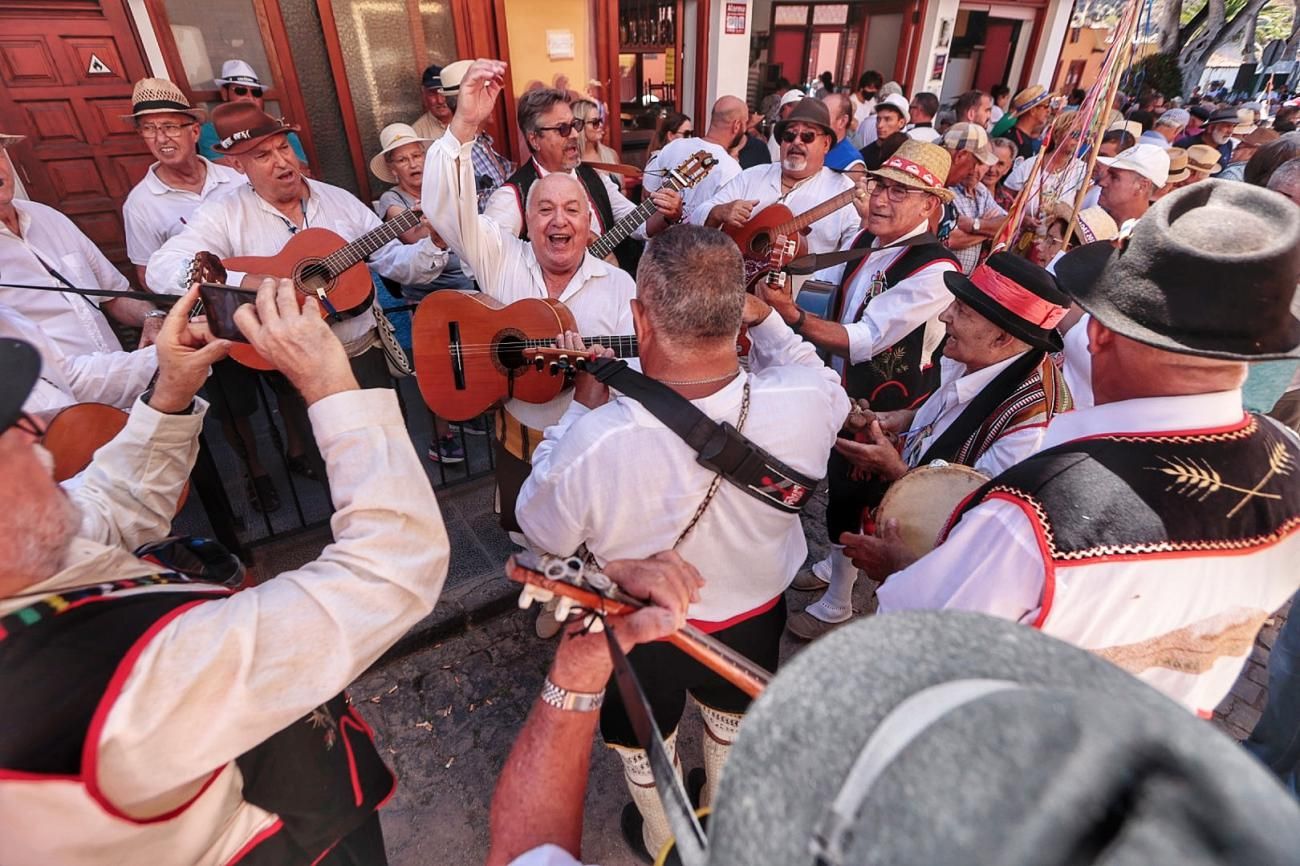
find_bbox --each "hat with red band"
[943,252,1070,351]
[869,139,954,202]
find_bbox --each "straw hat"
[370,123,433,183]
[868,139,953,202]
[1165,147,1190,183]
[1106,119,1143,140]
[1048,202,1119,245]
[121,77,205,121]
[1010,84,1053,116]
[0,131,24,149]
[209,102,299,155]
[1186,143,1222,175]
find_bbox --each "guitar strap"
[587,358,819,513]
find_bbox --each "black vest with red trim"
[832,231,957,411]
[947,414,1300,557]
[0,579,394,865]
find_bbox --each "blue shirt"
[198,121,308,165]
[825,136,865,172]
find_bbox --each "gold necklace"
[658,369,741,386]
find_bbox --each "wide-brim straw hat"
[1047,201,1119,245]
[439,60,473,96]
[370,123,433,183]
[1185,143,1223,175]
[1165,146,1190,183]
[209,102,299,155]
[1010,84,1054,116]
[868,139,954,202]
[1055,180,1300,360]
[706,611,1300,866]
[121,77,205,121]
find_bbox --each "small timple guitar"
[587,151,717,262]
[189,209,425,370]
[736,234,798,356]
[724,184,866,290]
[507,551,772,698]
[410,291,637,422]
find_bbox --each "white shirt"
[422,130,637,432]
[643,136,742,223]
[690,163,861,258]
[0,388,449,865]
[1003,154,1090,217]
[123,158,243,267]
[0,303,156,418]
[517,311,849,622]
[482,157,643,240]
[0,200,126,357]
[905,125,942,144]
[990,105,1005,125]
[508,845,586,866]
[827,220,957,368]
[147,178,447,348]
[878,389,1248,621]
[1061,313,1094,409]
[901,352,1049,476]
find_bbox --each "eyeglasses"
[535,119,586,137]
[231,85,263,98]
[866,179,928,202]
[780,129,820,144]
[138,122,196,138]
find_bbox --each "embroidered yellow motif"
[1147,446,1292,516]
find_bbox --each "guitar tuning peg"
[555,596,575,623]
[517,583,555,609]
[581,612,606,633]
[533,354,545,371]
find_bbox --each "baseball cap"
[778,89,805,108]
[943,122,998,165]
[1156,107,1190,129]
[422,64,443,90]
[875,93,910,119]
[1097,143,1170,187]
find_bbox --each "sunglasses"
[231,85,263,98]
[535,118,586,137]
[780,129,820,144]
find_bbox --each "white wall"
[706,0,753,109]
[1024,0,1074,89]
[912,0,962,96]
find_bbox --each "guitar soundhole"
[493,328,528,374]
[748,232,770,257]
[295,258,333,295]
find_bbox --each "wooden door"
[975,20,1017,93]
[0,0,154,282]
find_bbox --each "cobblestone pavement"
[335,486,1283,863]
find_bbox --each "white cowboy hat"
[214,59,262,89]
[370,123,434,184]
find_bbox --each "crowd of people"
[1,44,1299,866]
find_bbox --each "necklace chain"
[657,368,742,387]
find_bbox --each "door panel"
[975,20,1015,94]
[0,0,154,282]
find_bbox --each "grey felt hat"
[704,612,1300,866]
[1055,180,1300,360]
[0,338,40,431]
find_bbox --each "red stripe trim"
[224,819,285,866]
[82,600,224,824]
[968,264,1067,328]
[1196,708,1213,720]
[687,595,781,634]
[1049,522,1300,566]
[981,492,1056,628]
[0,769,81,782]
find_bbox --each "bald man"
[644,95,747,218]
[822,92,866,177]
[423,60,637,538]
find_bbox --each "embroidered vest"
[833,231,957,411]
[949,415,1300,713]
[0,579,394,865]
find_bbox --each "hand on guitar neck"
[556,330,615,409]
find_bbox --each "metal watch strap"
[540,677,605,712]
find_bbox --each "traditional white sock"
[698,704,743,808]
[803,546,856,623]
[613,730,681,856]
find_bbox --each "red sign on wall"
[726,2,747,34]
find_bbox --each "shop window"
[164,0,275,95]
[774,5,809,26]
[811,4,848,26]
[617,0,682,142]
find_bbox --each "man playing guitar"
[692,97,867,269]
[421,60,637,547]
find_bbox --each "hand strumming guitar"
[707,198,760,230]
[449,59,507,143]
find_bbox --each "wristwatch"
[972,217,982,233]
[145,309,168,319]
[790,307,808,334]
[540,677,605,712]
[140,386,195,416]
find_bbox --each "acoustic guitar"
[736,234,798,356]
[43,402,189,510]
[507,551,772,698]
[587,150,717,262]
[411,291,637,422]
[190,209,424,370]
[724,185,865,291]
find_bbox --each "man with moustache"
[422,60,636,542]
[198,60,308,170]
[693,98,866,262]
[642,95,746,219]
[1174,106,1238,167]
[753,139,959,639]
[482,84,682,272]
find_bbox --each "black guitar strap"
[588,358,820,513]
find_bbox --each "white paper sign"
[546,30,575,60]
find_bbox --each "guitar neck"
[522,334,639,358]
[775,187,858,237]
[670,624,773,698]
[321,209,423,274]
[588,178,683,260]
